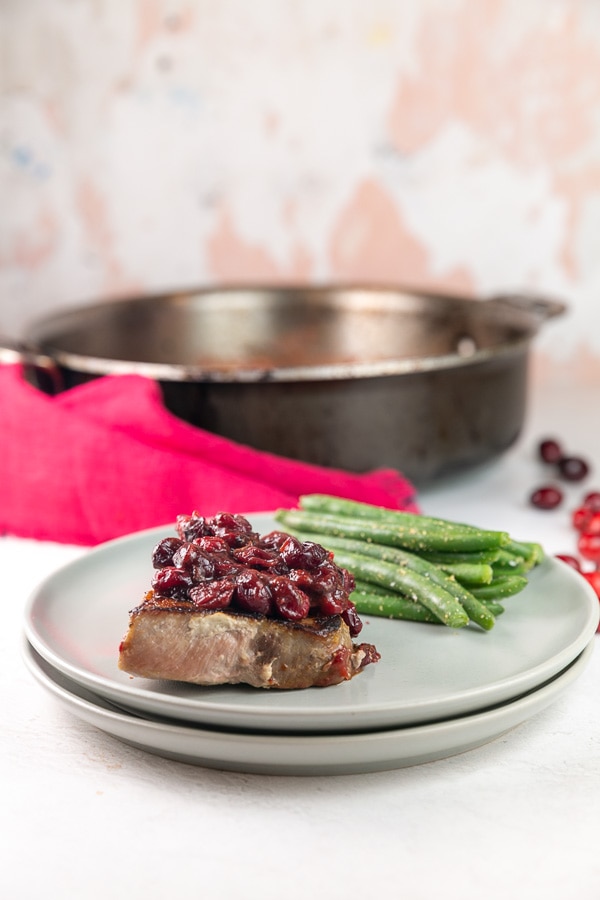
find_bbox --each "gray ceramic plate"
[23,640,594,776]
[23,515,599,734]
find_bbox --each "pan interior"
[27,286,533,376]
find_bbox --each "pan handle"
[0,338,64,394]
[486,293,567,322]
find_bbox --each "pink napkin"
[0,364,418,545]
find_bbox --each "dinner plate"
[24,515,599,734]
[23,640,594,776]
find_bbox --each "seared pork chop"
[118,511,379,689]
[118,595,377,689]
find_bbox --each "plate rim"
[23,639,595,775]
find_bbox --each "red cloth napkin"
[0,364,418,545]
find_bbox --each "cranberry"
[539,439,563,464]
[555,554,581,571]
[260,531,290,551]
[234,571,273,616]
[194,536,231,554]
[189,578,236,610]
[581,513,600,536]
[318,589,349,616]
[212,557,242,577]
[298,541,329,568]
[209,513,256,544]
[152,537,184,568]
[530,485,563,510]
[342,605,363,637]
[558,456,590,482]
[232,544,281,570]
[583,570,600,596]
[270,579,311,620]
[312,561,340,593]
[278,535,308,568]
[572,506,592,531]
[172,542,205,569]
[583,491,600,511]
[152,566,194,597]
[176,512,208,541]
[577,532,600,564]
[287,568,316,590]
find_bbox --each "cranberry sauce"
[150,512,362,636]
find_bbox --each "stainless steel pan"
[1,285,565,483]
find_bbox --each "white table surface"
[3,379,600,900]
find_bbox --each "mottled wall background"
[2,0,600,384]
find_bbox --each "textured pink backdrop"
[2,0,600,384]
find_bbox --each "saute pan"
[1,285,565,483]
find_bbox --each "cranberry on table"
[577,532,600,564]
[538,439,563,464]
[583,491,600,511]
[580,513,600,536]
[558,456,590,482]
[530,485,563,509]
[572,506,592,531]
[582,570,600,596]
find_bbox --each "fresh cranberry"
[555,554,582,571]
[583,491,600,511]
[572,506,592,531]
[577,532,600,564]
[558,456,590,482]
[583,570,600,596]
[581,513,600,536]
[539,439,563,464]
[530,485,563,510]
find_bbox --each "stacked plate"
[23,515,599,776]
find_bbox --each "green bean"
[478,600,506,616]
[352,591,440,623]
[503,540,545,571]
[436,561,494,585]
[469,576,529,600]
[419,548,502,565]
[299,494,488,534]
[328,548,470,628]
[354,579,390,596]
[276,508,509,553]
[491,548,529,575]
